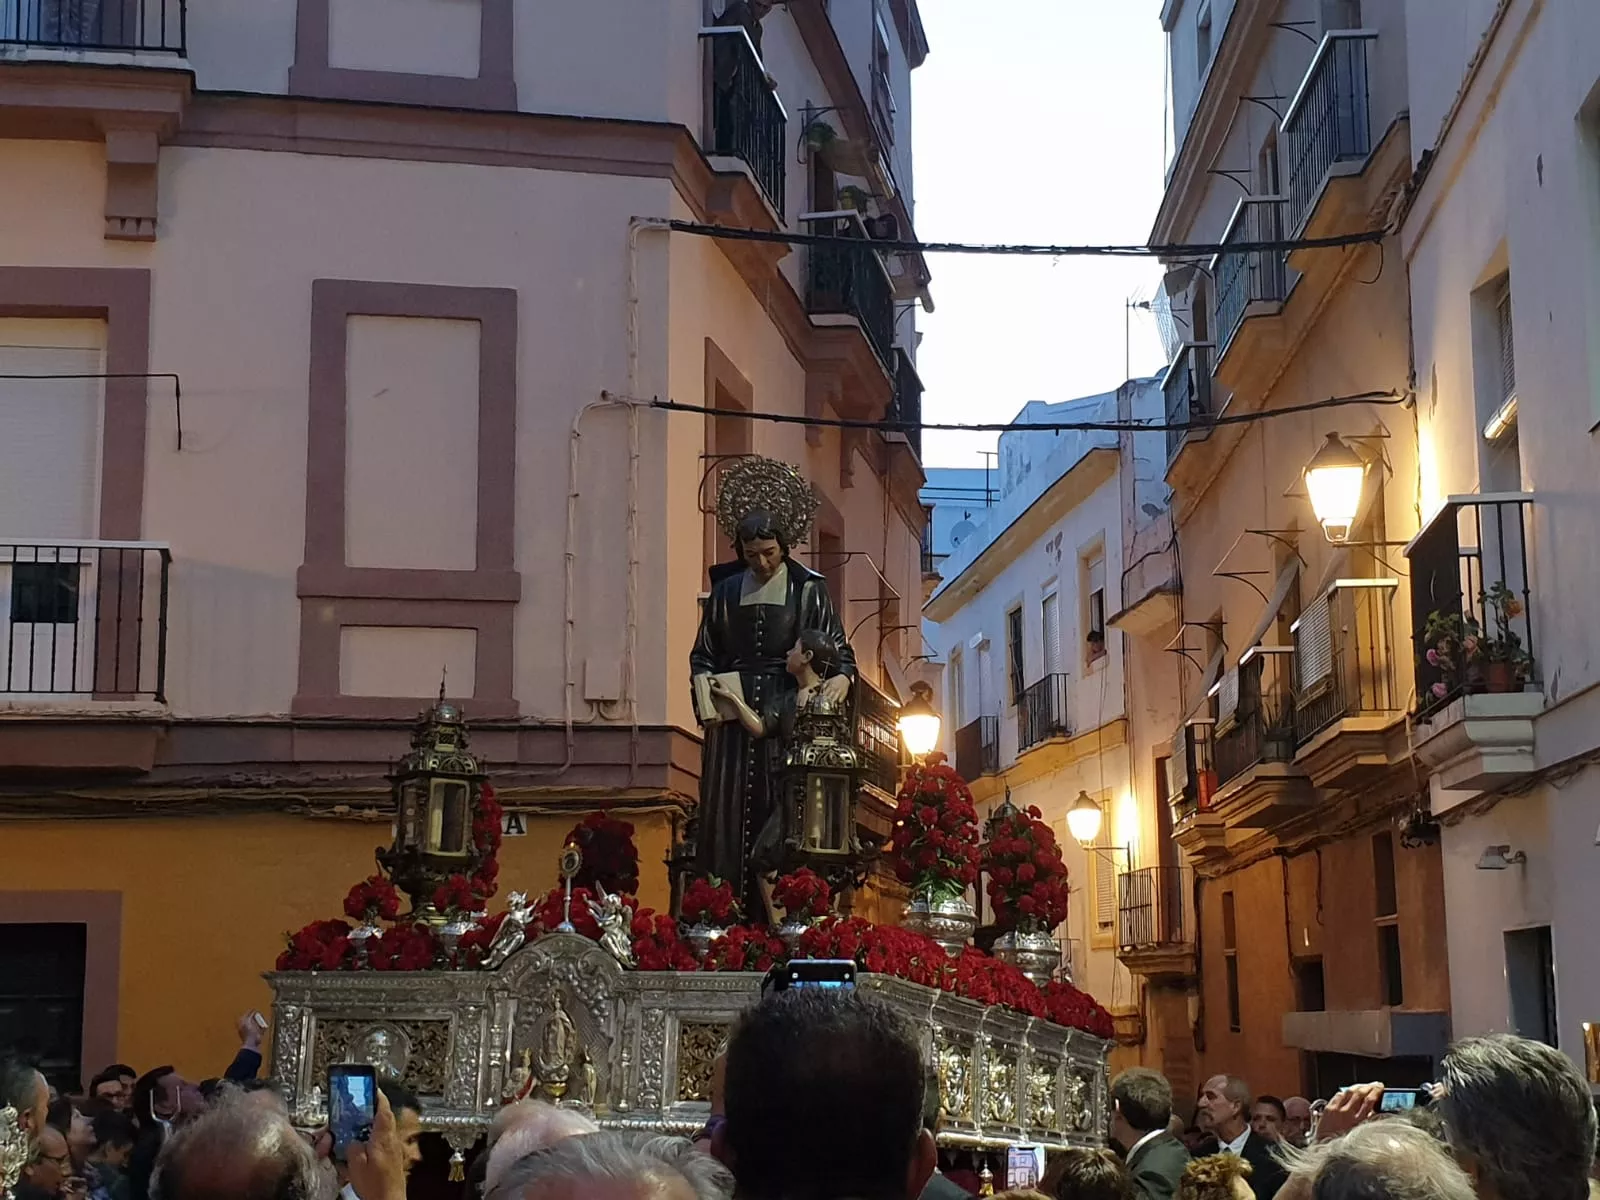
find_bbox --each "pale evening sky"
[911,1,1171,468]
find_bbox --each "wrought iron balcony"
[1212,197,1289,359]
[1293,578,1402,744]
[1408,494,1536,721]
[854,675,905,796]
[1163,342,1215,464]
[806,213,896,370]
[1017,673,1070,754]
[1282,32,1376,237]
[890,349,923,461]
[954,715,999,782]
[1,0,184,52]
[1211,650,1297,789]
[0,541,171,701]
[1116,866,1195,984]
[703,26,787,219]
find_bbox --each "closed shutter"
[1497,283,1516,403]
[948,650,964,728]
[1168,725,1190,796]
[0,343,102,538]
[1215,666,1240,724]
[1093,815,1117,935]
[1042,593,1061,674]
[1295,596,1334,690]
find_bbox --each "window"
[870,5,895,146]
[1196,3,1213,76]
[1320,0,1363,32]
[1373,831,1403,1006]
[1495,279,1517,406]
[1297,958,1327,1012]
[1082,550,1107,665]
[1222,890,1241,1032]
[10,563,81,625]
[0,923,87,1091]
[1041,591,1062,675]
[1505,926,1556,1046]
[1258,130,1281,195]
[1006,606,1024,706]
[948,648,965,728]
[1085,805,1118,949]
[1475,272,1522,492]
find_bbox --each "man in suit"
[1197,1074,1286,1199]
[1109,1068,1190,1200]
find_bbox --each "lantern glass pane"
[804,774,850,852]
[399,780,426,848]
[431,780,470,855]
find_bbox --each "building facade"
[1133,0,1452,1102]
[925,380,1166,1055]
[1398,0,1600,1060]
[0,0,931,1084]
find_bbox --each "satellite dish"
[949,520,977,547]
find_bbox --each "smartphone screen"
[1378,1089,1421,1112]
[328,1065,377,1162]
[763,959,857,995]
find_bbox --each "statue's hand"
[821,674,851,704]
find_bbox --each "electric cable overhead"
[651,390,1408,435]
[665,218,1389,259]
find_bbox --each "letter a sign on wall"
[501,811,527,837]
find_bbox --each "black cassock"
[689,558,855,910]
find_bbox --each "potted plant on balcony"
[837,184,873,213]
[1478,582,1531,693]
[805,117,874,176]
[1422,608,1479,703]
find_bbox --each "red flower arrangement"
[890,755,981,901]
[772,868,831,921]
[567,810,641,896]
[982,803,1069,931]
[680,877,739,927]
[701,924,786,973]
[456,911,509,968]
[467,782,504,901]
[343,875,401,923]
[276,918,354,971]
[433,874,479,918]
[631,909,699,972]
[368,924,438,972]
[1042,979,1115,1039]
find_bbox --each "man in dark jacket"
[1197,1075,1285,1199]
[1110,1068,1189,1200]
[918,1064,971,1200]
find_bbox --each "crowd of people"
[4,992,1598,1200]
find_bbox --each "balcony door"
[0,325,105,698]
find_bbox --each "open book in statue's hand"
[693,672,746,724]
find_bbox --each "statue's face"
[786,639,813,676]
[741,536,783,582]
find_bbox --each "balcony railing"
[703,27,787,219]
[1,0,184,52]
[1407,494,1536,720]
[0,541,170,701]
[954,715,999,782]
[1017,673,1070,754]
[855,675,905,796]
[1282,32,1375,236]
[1167,718,1217,823]
[1212,197,1289,357]
[1117,865,1193,951]
[1210,650,1297,788]
[806,213,895,370]
[1293,578,1402,743]
[1163,342,1215,464]
[891,349,923,461]
[870,64,895,147]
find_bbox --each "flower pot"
[684,922,727,962]
[1485,661,1519,694]
[901,891,977,958]
[348,921,383,969]
[992,921,1061,988]
[777,918,814,955]
[437,916,478,968]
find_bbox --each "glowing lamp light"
[897,681,942,759]
[1066,789,1104,847]
[1303,432,1367,543]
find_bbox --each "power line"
[650,390,1408,434]
[665,219,1389,259]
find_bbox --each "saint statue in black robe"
[690,511,855,913]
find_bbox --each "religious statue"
[483,890,533,969]
[354,1025,409,1081]
[532,992,578,1100]
[690,458,855,914]
[585,884,636,968]
[503,1049,536,1104]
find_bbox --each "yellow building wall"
[2,809,676,1081]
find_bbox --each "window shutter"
[1168,725,1190,796]
[1497,284,1516,404]
[948,650,964,728]
[1295,596,1334,690]
[1093,818,1117,933]
[1042,593,1061,674]
[1216,666,1240,724]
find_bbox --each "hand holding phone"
[328,1065,377,1163]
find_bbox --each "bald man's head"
[150,1092,321,1200]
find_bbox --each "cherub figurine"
[484,891,533,969]
[585,883,636,968]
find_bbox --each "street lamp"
[897,681,942,759]
[1302,432,1368,544]
[1066,789,1104,847]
